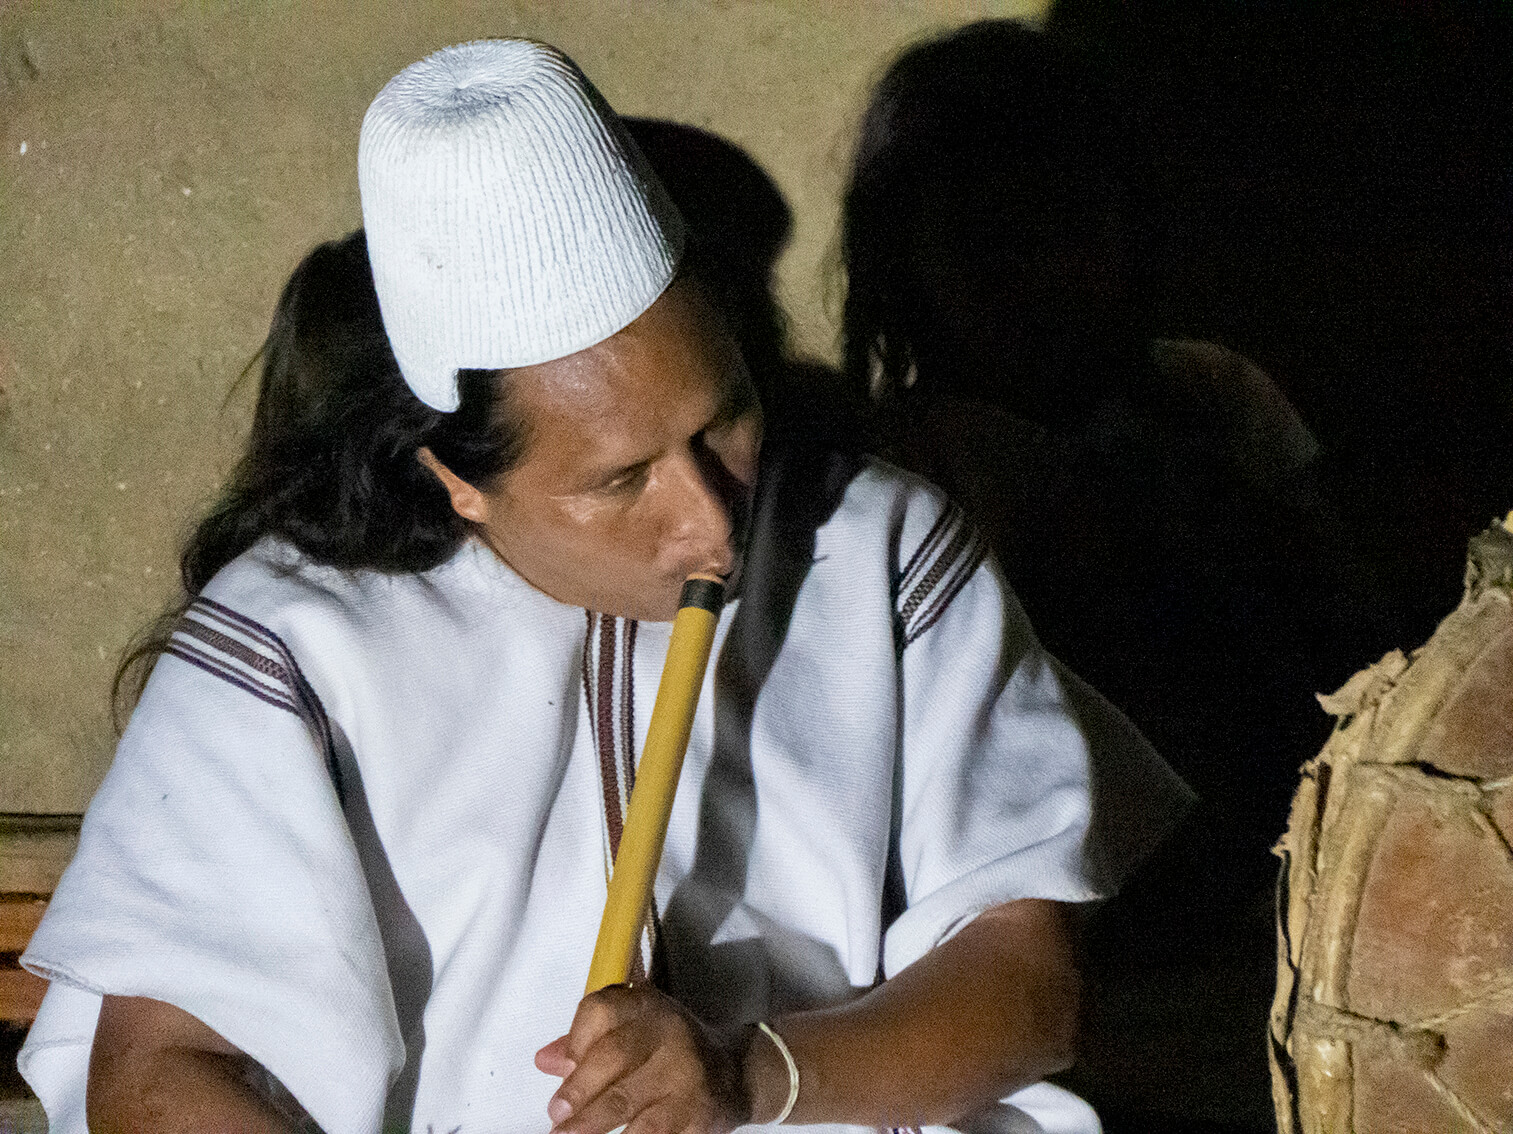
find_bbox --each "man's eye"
[703,409,757,451]
[602,467,647,495]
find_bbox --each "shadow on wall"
[623,117,863,451]
[839,14,1363,894]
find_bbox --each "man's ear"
[418,447,492,525]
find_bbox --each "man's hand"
[539,898,1081,1132]
[761,897,1081,1127]
[535,984,757,1134]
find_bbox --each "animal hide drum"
[1272,517,1513,1134]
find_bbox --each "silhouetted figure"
[846,17,1356,883]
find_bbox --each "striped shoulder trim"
[895,502,988,648]
[166,597,337,775]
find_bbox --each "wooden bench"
[0,898,48,1024]
[0,814,82,1025]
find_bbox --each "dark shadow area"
[1048,0,1513,647]
[0,1020,45,1131]
[837,7,1511,1130]
[329,723,435,1131]
[1040,12,1511,1125]
[623,118,864,453]
[0,1023,28,1097]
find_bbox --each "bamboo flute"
[584,573,725,993]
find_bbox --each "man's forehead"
[518,284,737,414]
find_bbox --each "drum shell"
[1272,522,1513,1134]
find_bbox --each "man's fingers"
[547,986,728,1134]
[549,1019,656,1131]
[535,1035,576,1078]
[563,984,642,1062]
[552,1050,677,1134]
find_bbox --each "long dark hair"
[113,229,525,722]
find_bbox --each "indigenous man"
[20,40,1187,1134]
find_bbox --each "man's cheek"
[554,494,617,525]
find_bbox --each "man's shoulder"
[763,449,987,639]
[203,537,417,615]
[190,537,481,665]
[813,454,962,565]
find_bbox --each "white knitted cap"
[358,40,685,411]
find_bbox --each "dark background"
[1042,2,1509,1130]
[1052,0,1510,654]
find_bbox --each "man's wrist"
[741,1021,797,1125]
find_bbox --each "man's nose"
[664,448,736,575]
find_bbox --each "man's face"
[470,279,762,622]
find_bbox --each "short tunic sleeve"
[19,602,403,1134]
[883,501,1191,978]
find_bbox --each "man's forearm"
[88,995,301,1134]
[745,898,1081,1127]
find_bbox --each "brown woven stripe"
[900,511,972,625]
[620,619,638,796]
[904,530,988,646]
[899,502,957,591]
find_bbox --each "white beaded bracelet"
[756,1021,800,1124]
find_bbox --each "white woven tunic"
[20,455,1188,1134]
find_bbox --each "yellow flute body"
[584,575,725,993]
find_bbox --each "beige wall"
[0,0,1046,814]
